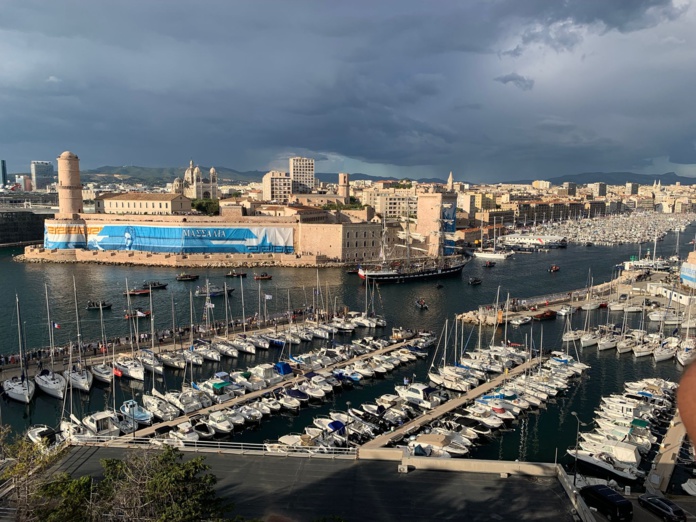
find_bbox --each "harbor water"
[0,226,692,467]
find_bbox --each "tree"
[30,446,230,522]
[192,199,220,215]
[0,425,66,521]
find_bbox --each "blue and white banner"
[44,222,87,249]
[78,224,294,254]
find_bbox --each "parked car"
[637,494,686,522]
[580,485,633,522]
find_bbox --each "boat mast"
[150,287,156,354]
[224,281,229,336]
[72,276,82,360]
[16,294,26,395]
[257,281,262,329]
[189,290,195,344]
[44,283,56,373]
[170,291,176,350]
[240,275,246,333]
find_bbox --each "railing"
[71,436,357,459]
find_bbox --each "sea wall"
[17,246,340,268]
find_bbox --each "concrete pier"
[362,357,541,449]
[646,410,687,494]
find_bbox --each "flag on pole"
[136,310,146,318]
[52,322,61,329]
[265,294,273,300]
[206,302,215,308]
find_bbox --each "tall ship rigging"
[358,199,469,283]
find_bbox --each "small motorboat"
[120,399,154,426]
[254,272,273,280]
[225,270,247,278]
[548,265,560,273]
[510,316,532,326]
[143,281,168,290]
[483,261,496,268]
[415,298,429,310]
[532,310,557,321]
[86,300,112,310]
[176,273,199,281]
[468,277,482,286]
[346,268,359,274]
[124,308,151,320]
[124,288,150,296]
[194,285,234,297]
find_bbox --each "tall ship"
[358,207,469,283]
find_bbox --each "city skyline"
[1,1,695,182]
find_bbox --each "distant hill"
[529,171,696,186]
[82,166,448,185]
[83,166,266,185]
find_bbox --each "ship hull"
[358,260,468,283]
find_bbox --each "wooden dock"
[361,357,541,449]
[646,410,687,493]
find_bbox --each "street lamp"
[571,411,588,487]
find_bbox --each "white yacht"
[113,355,145,381]
[34,369,66,399]
[64,363,93,392]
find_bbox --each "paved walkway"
[647,411,687,494]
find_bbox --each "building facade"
[289,157,315,194]
[95,193,191,215]
[172,160,218,200]
[262,171,292,202]
[30,161,55,190]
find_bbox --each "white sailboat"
[64,278,93,392]
[90,301,115,384]
[474,217,514,260]
[34,285,67,399]
[3,295,36,403]
[113,278,146,381]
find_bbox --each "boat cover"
[328,421,346,435]
[275,362,293,375]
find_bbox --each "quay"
[459,269,680,325]
[646,411,688,494]
[362,357,541,450]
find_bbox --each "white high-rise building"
[262,170,293,202]
[30,160,55,191]
[289,157,314,194]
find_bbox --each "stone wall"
[19,246,335,268]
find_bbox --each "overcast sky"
[1,0,694,182]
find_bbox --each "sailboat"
[63,278,93,392]
[358,210,469,283]
[34,285,67,399]
[4,295,36,403]
[90,302,115,384]
[428,318,477,392]
[113,279,146,381]
[474,217,514,260]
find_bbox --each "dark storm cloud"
[494,73,536,91]
[0,0,692,181]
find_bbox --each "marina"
[4,216,696,502]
